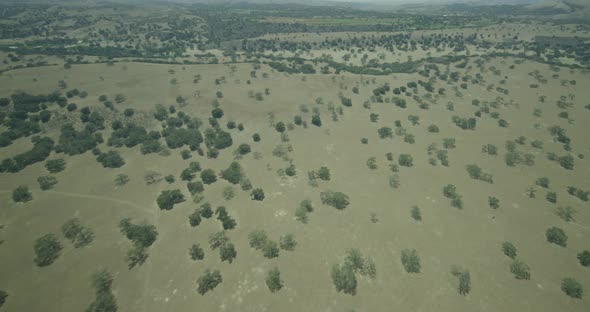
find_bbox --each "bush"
[190,244,205,261]
[197,269,222,295]
[311,115,322,127]
[556,206,576,222]
[320,191,350,209]
[401,249,421,273]
[12,185,32,202]
[119,218,158,248]
[200,169,217,184]
[33,234,62,267]
[237,143,251,155]
[266,268,283,292]
[275,121,286,133]
[331,263,357,295]
[188,210,202,227]
[559,154,574,170]
[251,188,265,201]
[45,159,66,173]
[427,124,439,133]
[546,227,567,247]
[411,206,421,221]
[0,290,6,308]
[398,154,413,167]
[561,278,583,299]
[187,181,204,195]
[442,184,458,199]
[157,189,185,210]
[279,234,297,251]
[510,259,531,280]
[577,250,590,267]
[546,191,557,204]
[536,177,549,188]
[502,241,517,259]
[211,108,224,119]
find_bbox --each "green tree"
[0,290,6,308]
[401,249,421,273]
[275,121,286,133]
[510,259,531,280]
[126,244,148,269]
[221,162,243,184]
[219,243,237,263]
[398,154,413,167]
[331,263,357,295]
[12,185,32,202]
[502,241,517,259]
[561,278,583,299]
[251,188,265,201]
[86,270,117,312]
[45,159,66,173]
[279,234,297,251]
[266,268,283,293]
[248,230,268,250]
[197,269,223,295]
[451,267,471,295]
[157,189,185,210]
[488,197,500,209]
[190,244,205,261]
[200,169,217,184]
[320,191,350,209]
[262,241,279,258]
[577,250,590,267]
[317,166,330,180]
[33,234,62,267]
[546,227,567,247]
[411,206,422,221]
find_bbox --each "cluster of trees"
[55,124,99,155]
[566,186,589,202]
[247,230,286,259]
[331,249,376,295]
[119,218,158,268]
[215,206,237,230]
[208,231,237,263]
[0,137,54,173]
[61,218,94,248]
[188,202,214,227]
[465,164,493,183]
[86,271,118,312]
[451,116,476,130]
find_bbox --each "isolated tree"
[378,127,393,139]
[62,218,94,248]
[12,185,32,203]
[452,268,471,295]
[33,234,62,267]
[488,197,500,209]
[311,115,322,127]
[317,166,331,180]
[561,278,583,299]
[398,154,413,167]
[411,206,422,221]
[197,269,222,295]
[275,121,286,133]
[262,241,279,258]
[266,268,283,293]
[190,244,205,261]
[221,162,243,184]
[251,188,265,201]
[546,227,567,247]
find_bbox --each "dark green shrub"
[252,133,261,142]
[378,127,393,139]
[96,151,125,168]
[427,124,439,133]
[219,243,237,263]
[188,211,202,227]
[546,191,557,204]
[279,234,297,251]
[488,197,500,209]
[61,218,94,248]
[311,115,321,127]
[187,181,204,195]
[411,206,421,221]
[536,177,549,188]
[275,121,286,133]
